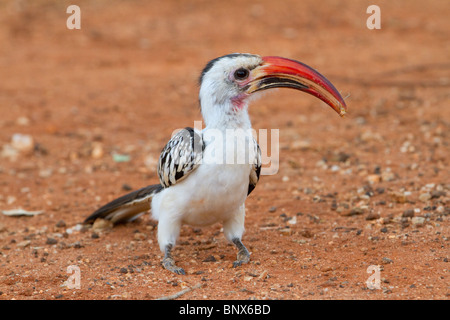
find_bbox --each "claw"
[162,257,186,275]
[232,260,245,268]
[162,244,185,275]
[232,238,250,268]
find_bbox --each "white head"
[198,53,347,129]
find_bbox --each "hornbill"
[84,53,347,274]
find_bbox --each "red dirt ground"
[0,0,448,300]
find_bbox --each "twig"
[155,283,203,300]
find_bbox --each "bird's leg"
[162,244,185,275]
[232,238,250,268]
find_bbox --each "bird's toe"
[162,257,185,275]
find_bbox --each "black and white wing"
[84,127,203,225]
[84,184,163,224]
[248,138,261,196]
[158,127,204,188]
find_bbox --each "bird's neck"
[202,100,252,131]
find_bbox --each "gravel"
[411,217,426,227]
[382,257,394,264]
[46,238,58,245]
[402,209,415,218]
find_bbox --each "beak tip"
[339,105,347,117]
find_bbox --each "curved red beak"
[246,56,347,117]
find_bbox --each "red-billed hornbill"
[84,53,347,274]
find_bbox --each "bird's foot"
[232,256,250,268]
[232,238,250,268]
[162,244,185,275]
[162,257,185,275]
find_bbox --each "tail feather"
[84,184,163,224]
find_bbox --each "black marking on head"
[199,53,257,85]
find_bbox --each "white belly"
[151,128,256,226]
[152,162,251,226]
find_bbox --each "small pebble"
[72,241,83,248]
[367,174,381,184]
[11,133,34,153]
[365,212,380,220]
[402,209,414,218]
[344,207,365,216]
[56,220,66,228]
[91,142,104,159]
[390,191,408,204]
[381,171,395,182]
[46,238,58,245]
[17,240,31,248]
[258,270,268,280]
[418,193,431,202]
[320,266,333,272]
[112,153,131,163]
[39,168,53,178]
[203,255,217,262]
[330,165,340,172]
[16,116,30,126]
[134,232,147,241]
[430,190,445,199]
[279,228,292,236]
[382,257,393,264]
[288,216,297,225]
[122,184,133,191]
[411,217,425,227]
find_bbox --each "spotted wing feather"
[158,127,204,188]
[248,138,261,196]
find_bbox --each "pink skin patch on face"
[231,93,248,112]
[230,70,254,112]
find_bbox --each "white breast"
[151,128,256,227]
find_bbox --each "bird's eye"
[234,68,249,80]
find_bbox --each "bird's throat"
[231,93,248,112]
[201,97,251,130]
